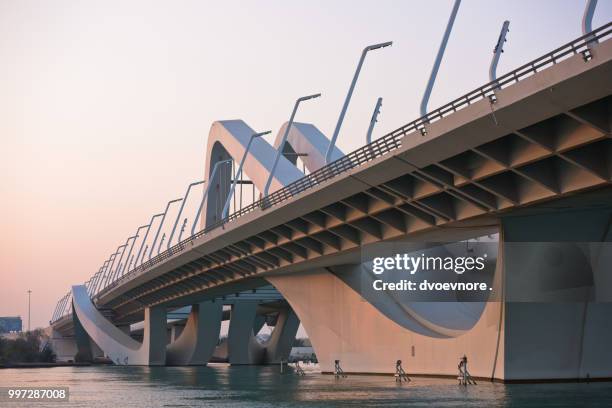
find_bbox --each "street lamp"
[63,292,71,318]
[325,41,392,163]
[87,269,98,296]
[104,244,128,287]
[489,20,510,89]
[92,260,110,296]
[51,299,60,323]
[112,234,138,281]
[54,296,64,322]
[121,224,149,276]
[134,213,164,267]
[222,130,271,219]
[191,159,233,235]
[167,181,205,250]
[264,94,321,196]
[87,268,103,297]
[157,233,166,255]
[101,250,122,290]
[27,290,31,332]
[419,0,461,118]
[178,217,192,242]
[366,97,383,144]
[582,0,598,47]
[148,198,183,260]
[57,293,69,320]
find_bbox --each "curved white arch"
[205,120,303,194]
[200,119,342,229]
[71,285,166,365]
[201,120,304,228]
[73,285,224,366]
[273,122,344,172]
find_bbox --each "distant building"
[0,316,22,334]
[289,346,315,362]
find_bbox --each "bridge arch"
[201,120,342,229]
[273,122,344,172]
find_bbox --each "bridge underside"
[269,190,612,381]
[58,190,612,381]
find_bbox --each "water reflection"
[0,365,611,407]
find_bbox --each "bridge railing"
[51,22,611,322]
[50,291,72,324]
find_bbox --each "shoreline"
[0,362,93,369]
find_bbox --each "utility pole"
[27,290,31,332]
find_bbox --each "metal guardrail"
[50,291,72,323]
[51,22,611,323]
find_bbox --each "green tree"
[0,330,56,364]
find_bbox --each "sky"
[1,0,610,330]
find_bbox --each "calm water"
[1,365,611,407]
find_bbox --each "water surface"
[1,365,611,407]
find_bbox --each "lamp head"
[365,41,393,52]
[298,93,321,103]
[254,130,271,138]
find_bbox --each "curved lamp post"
[222,130,271,219]
[148,198,182,260]
[87,267,103,296]
[134,213,164,267]
[582,0,598,47]
[121,224,149,276]
[419,0,461,118]
[167,181,205,250]
[489,20,510,89]
[92,259,111,295]
[102,246,126,288]
[191,159,232,235]
[366,97,383,144]
[326,41,392,163]
[108,240,133,285]
[177,217,189,243]
[55,295,66,320]
[265,94,321,196]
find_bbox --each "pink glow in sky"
[1,0,610,329]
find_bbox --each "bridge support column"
[46,328,77,363]
[499,205,612,381]
[227,301,263,364]
[169,325,184,343]
[166,301,223,365]
[263,308,300,363]
[143,306,167,366]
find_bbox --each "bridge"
[48,23,612,382]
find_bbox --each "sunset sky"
[1,0,610,329]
